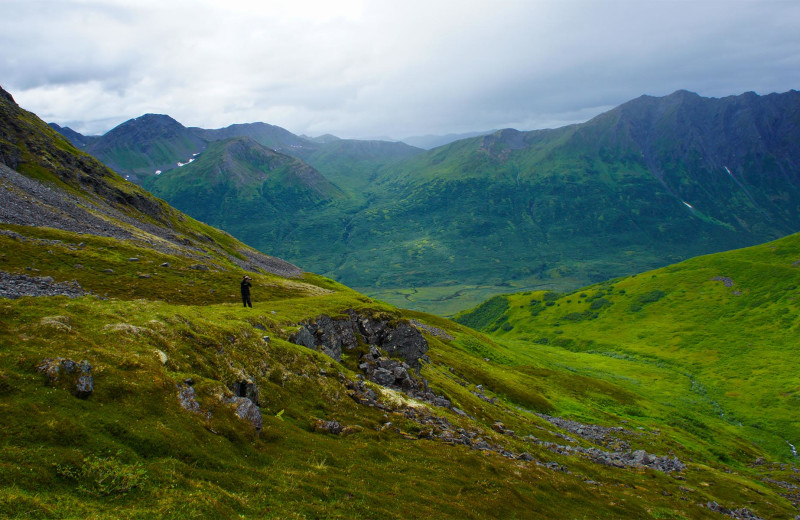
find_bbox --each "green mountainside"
[141,137,345,252]
[336,90,800,312]
[5,87,800,518]
[455,231,800,460]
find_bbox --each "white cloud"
[2,0,799,138]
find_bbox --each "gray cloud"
[2,0,799,138]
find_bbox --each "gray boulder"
[177,384,204,415]
[228,396,263,430]
[290,315,359,362]
[36,357,93,398]
[313,419,344,435]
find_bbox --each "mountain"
[400,130,496,149]
[47,123,98,148]
[292,89,800,313]
[50,90,800,317]
[5,85,800,518]
[54,116,424,196]
[83,114,207,183]
[142,136,345,250]
[299,138,423,193]
[191,121,313,156]
[455,228,800,460]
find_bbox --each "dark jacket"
[240,279,252,296]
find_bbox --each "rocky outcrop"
[359,346,452,408]
[0,271,86,299]
[360,346,419,392]
[37,357,93,398]
[177,383,205,416]
[291,314,358,361]
[290,310,429,368]
[312,419,343,435]
[536,413,633,449]
[523,436,685,474]
[409,319,454,340]
[706,501,764,520]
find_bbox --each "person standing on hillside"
[240,275,253,308]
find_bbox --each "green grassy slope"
[1,223,798,519]
[456,231,800,460]
[4,86,800,519]
[142,137,345,252]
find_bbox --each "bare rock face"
[290,310,429,368]
[290,315,358,361]
[36,357,93,398]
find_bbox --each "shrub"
[628,289,666,312]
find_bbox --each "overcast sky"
[2,0,799,139]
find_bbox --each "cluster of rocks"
[359,346,454,409]
[536,413,633,449]
[341,374,387,410]
[706,501,763,520]
[290,310,429,368]
[177,382,207,417]
[408,319,454,340]
[177,378,262,430]
[36,357,93,398]
[312,419,344,434]
[712,276,736,287]
[471,385,498,404]
[224,396,263,430]
[762,477,800,509]
[0,271,86,299]
[341,368,683,477]
[401,407,529,459]
[523,434,684,473]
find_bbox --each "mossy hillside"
[0,231,793,518]
[0,224,326,305]
[0,88,298,276]
[457,230,800,460]
[2,282,796,519]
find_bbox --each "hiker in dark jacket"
[240,275,252,307]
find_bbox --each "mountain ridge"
[48,89,800,314]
